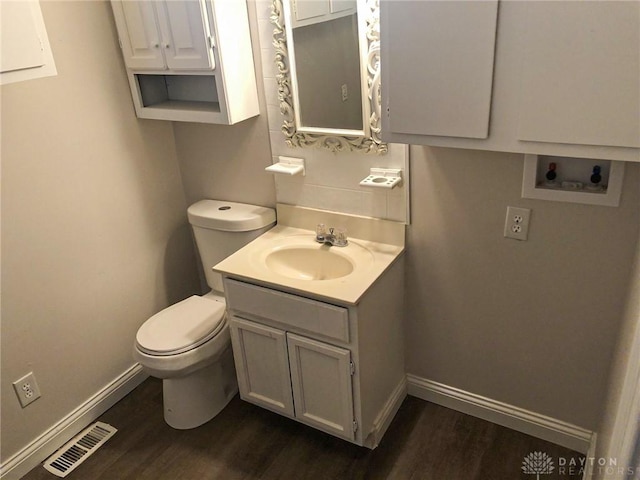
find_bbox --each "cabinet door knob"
[164,43,170,49]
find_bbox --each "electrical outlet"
[13,372,41,408]
[504,206,531,241]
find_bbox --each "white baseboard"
[407,374,593,454]
[367,377,407,448]
[582,433,598,480]
[0,364,148,480]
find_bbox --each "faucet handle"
[315,223,326,242]
[335,227,348,246]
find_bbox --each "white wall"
[0,0,200,465]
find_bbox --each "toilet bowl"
[133,293,236,429]
[133,200,276,429]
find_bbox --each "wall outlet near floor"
[13,371,41,408]
[504,206,531,241]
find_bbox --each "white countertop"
[214,223,405,305]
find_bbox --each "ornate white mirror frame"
[271,0,387,154]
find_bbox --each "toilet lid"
[136,296,226,356]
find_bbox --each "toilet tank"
[187,200,276,292]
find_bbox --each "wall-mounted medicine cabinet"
[522,154,625,207]
[110,0,259,125]
[381,1,639,162]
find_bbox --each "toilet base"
[162,346,237,429]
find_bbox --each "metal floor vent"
[43,422,117,477]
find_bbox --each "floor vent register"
[43,422,117,477]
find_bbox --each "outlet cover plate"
[504,206,531,241]
[13,372,41,408]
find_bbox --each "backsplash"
[255,0,410,223]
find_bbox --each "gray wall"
[0,1,200,462]
[405,146,640,429]
[172,0,276,212]
[595,233,640,474]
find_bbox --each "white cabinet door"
[229,317,295,418]
[330,0,356,15]
[111,1,165,70]
[382,0,498,139]
[287,333,355,441]
[111,0,214,71]
[516,1,640,149]
[291,0,355,28]
[155,0,215,70]
[293,0,330,22]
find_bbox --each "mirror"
[271,0,387,154]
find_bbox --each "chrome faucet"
[315,224,348,247]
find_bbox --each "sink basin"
[214,220,405,303]
[265,246,354,281]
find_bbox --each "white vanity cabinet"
[223,258,406,448]
[381,1,640,162]
[110,0,259,124]
[230,317,356,441]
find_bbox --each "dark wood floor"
[24,378,583,480]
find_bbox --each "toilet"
[134,200,276,429]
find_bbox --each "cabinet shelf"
[131,73,225,122]
[142,100,221,113]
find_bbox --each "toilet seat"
[136,296,226,356]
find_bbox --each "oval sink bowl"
[265,246,354,281]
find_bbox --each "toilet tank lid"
[188,200,276,232]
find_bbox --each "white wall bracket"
[265,156,305,176]
[360,168,403,189]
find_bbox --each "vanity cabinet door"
[229,317,295,418]
[287,333,355,441]
[111,1,166,70]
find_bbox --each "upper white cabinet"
[112,0,215,71]
[381,1,640,162]
[111,1,165,70]
[382,0,498,140]
[110,0,259,125]
[516,2,639,150]
[290,0,357,28]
